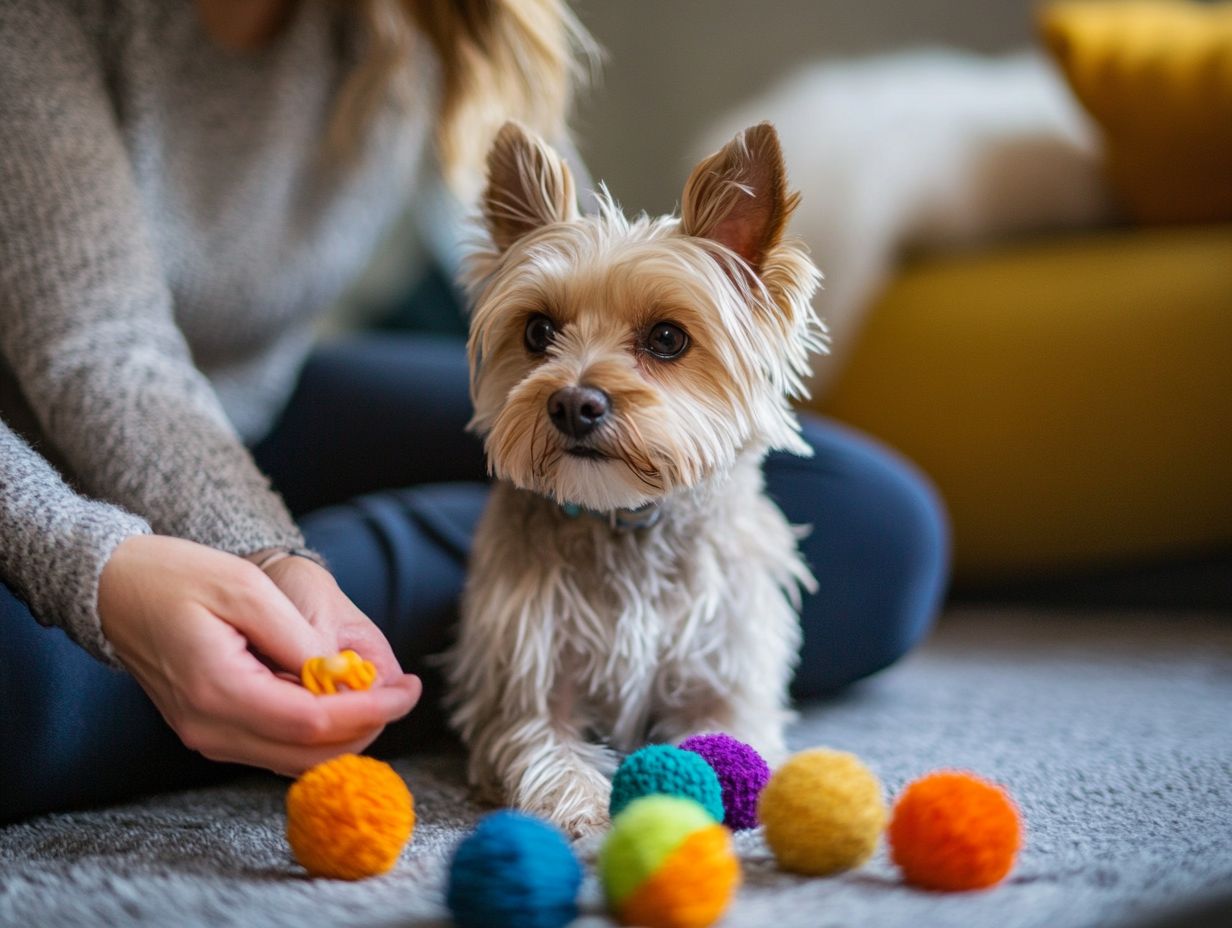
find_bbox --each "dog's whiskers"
[529,406,556,482]
[614,421,665,491]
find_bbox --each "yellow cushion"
[810,224,1232,580]
[1041,0,1232,223]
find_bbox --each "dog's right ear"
[680,122,796,273]
[482,122,578,252]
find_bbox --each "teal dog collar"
[559,500,662,532]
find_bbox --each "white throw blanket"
[697,50,1114,396]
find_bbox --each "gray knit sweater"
[0,0,432,664]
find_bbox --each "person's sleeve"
[0,417,151,666]
[0,3,306,560]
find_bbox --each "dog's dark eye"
[524,314,557,354]
[644,322,689,360]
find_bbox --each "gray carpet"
[2,607,1230,928]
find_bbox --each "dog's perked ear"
[482,121,579,252]
[680,122,799,272]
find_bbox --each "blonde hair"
[334,0,595,197]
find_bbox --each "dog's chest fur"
[459,451,809,752]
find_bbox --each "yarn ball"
[888,770,1023,891]
[286,754,414,880]
[599,795,740,928]
[679,732,771,830]
[610,745,725,822]
[447,811,583,928]
[757,747,887,875]
[301,649,377,695]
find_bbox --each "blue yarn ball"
[446,811,582,928]
[609,744,725,822]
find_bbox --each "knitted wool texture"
[0,0,423,664]
[599,795,740,928]
[679,733,771,830]
[609,745,725,822]
[446,811,582,928]
[757,748,887,875]
[888,770,1023,891]
[285,755,414,880]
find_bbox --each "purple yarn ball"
[679,733,771,830]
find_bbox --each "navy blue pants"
[0,335,948,823]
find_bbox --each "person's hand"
[98,535,421,776]
[256,554,405,686]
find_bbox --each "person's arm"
[0,417,150,664]
[3,407,423,776]
[0,2,302,559]
[0,4,421,773]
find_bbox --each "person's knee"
[858,449,950,667]
[773,419,950,696]
[298,482,487,660]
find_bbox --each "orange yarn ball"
[618,825,740,928]
[301,649,377,695]
[286,754,415,880]
[888,770,1022,891]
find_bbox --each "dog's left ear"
[482,121,579,253]
[680,122,797,272]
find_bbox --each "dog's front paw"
[518,765,612,838]
[540,798,610,839]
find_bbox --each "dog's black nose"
[547,386,610,439]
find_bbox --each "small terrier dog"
[445,121,824,835]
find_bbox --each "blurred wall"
[572,0,1038,211]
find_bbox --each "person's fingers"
[210,566,327,674]
[290,569,405,681]
[216,656,422,745]
[187,720,386,777]
[253,557,405,682]
[336,615,404,682]
[176,612,419,746]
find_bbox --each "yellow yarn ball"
[286,754,415,880]
[757,748,887,875]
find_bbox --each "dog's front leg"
[650,581,802,766]
[457,678,616,837]
[447,575,616,837]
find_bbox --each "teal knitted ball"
[609,745,725,822]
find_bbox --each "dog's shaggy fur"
[444,121,824,834]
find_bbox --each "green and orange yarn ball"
[888,770,1022,891]
[757,748,887,875]
[286,754,415,880]
[599,795,740,928]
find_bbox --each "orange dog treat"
[301,649,377,695]
[888,770,1022,891]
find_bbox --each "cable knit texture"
[0,0,432,663]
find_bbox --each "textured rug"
[2,607,1230,928]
